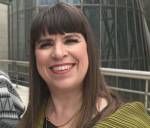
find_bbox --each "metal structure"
[101,67,150,111]
[0,0,11,5]
[6,0,150,71]
[0,0,150,106]
[0,60,150,111]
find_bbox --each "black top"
[43,118,57,128]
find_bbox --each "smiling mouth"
[49,64,75,74]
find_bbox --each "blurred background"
[0,0,150,112]
[142,0,150,30]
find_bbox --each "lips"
[49,63,75,74]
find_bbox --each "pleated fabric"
[93,102,150,128]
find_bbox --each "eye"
[64,39,79,45]
[38,40,54,49]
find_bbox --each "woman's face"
[35,32,89,92]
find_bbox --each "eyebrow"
[64,34,81,40]
[37,38,53,44]
[37,33,81,44]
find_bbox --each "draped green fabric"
[39,102,150,128]
[93,102,150,128]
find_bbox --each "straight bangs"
[31,3,86,44]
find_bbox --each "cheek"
[35,51,49,79]
[35,50,48,67]
[78,48,89,82]
[77,46,89,68]
[83,51,89,69]
[81,45,88,62]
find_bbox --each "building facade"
[142,0,150,31]
[0,3,8,71]
[8,0,150,70]
[0,0,150,103]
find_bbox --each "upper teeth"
[51,65,72,71]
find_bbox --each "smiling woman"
[35,32,88,92]
[17,2,150,128]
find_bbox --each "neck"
[52,89,82,113]
[46,88,82,127]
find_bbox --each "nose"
[51,43,67,60]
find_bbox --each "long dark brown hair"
[17,2,122,128]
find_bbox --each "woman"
[18,2,150,128]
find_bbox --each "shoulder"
[93,102,150,128]
[117,101,146,113]
[96,97,108,112]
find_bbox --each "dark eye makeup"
[36,34,81,49]
[65,39,79,44]
[37,39,54,49]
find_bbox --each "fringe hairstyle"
[17,2,122,128]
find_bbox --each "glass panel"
[127,0,133,7]
[39,0,81,6]
[135,0,141,10]
[135,12,146,70]
[100,0,115,5]
[117,8,129,69]
[31,0,37,8]
[18,11,25,60]
[25,0,33,9]
[117,0,126,6]
[9,6,13,60]
[83,0,99,4]
[0,4,8,61]
[72,0,81,4]
[59,0,81,4]
[18,0,24,11]
[127,10,139,70]
[100,6,116,68]
[83,6,100,48]
[12,13,18,60]
[39,0,47,5]
[25,9,33,60]
[12,0,17,13]
[118,91,144,102]
[39,0,57,5]
[133,0,138,9]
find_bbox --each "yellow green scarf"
[38,102,150,128]
[93,102,150,128]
